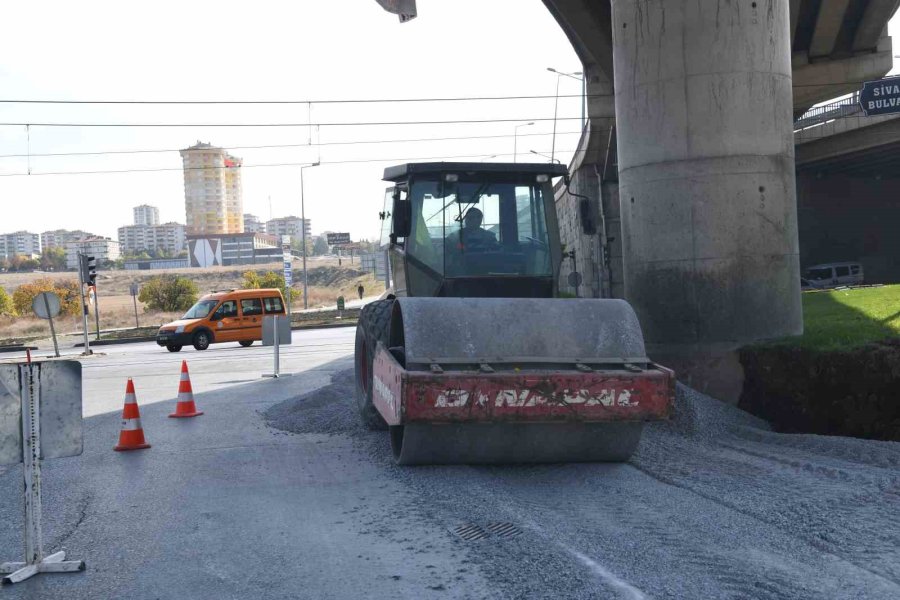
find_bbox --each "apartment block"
[0,231,41,258]
[40,229,95,250]
[265,216,312,243]
[180,141,243,235]
[65,237,121,269]
[133,204,160,226]
[117,222,186,254]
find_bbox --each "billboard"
[327,232,352,246]
[189,238,223,267]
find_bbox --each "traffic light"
[79,254,97,286]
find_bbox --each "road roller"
[355,162,674,464]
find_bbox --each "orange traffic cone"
[114,378,151,451]
[169,360,203,418]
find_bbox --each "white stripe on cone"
[121,418,143,431]
[124,394,137,404]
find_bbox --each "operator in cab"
[445,207,497,252]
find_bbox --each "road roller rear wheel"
[390,422,644,465]
[354,299,393,431]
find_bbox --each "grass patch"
[763,285,900,351]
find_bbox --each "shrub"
[138,275,198,312]
[12,278,81,317]
[0,287,14,316]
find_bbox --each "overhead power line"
[0,77,891,104]
[0,93,591,105]
[0,116,584,128]
[0,130,585,160]
[0,149,597,177]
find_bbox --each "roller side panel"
[372,344,674,425]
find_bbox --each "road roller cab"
[355,163,675,464]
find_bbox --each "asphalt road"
[0,331,898,599]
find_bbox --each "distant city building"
[180,141,244,235]
[118,222,186,255]
[187,233,279,267]
[265,216,311,243]
[0,231,41,259]
[243,213,265,234]
[40,229,95,250]
[133,204,160,227]
[64,237,121,270]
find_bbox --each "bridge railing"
[794,94,862,131]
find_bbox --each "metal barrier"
[794,94,862,131]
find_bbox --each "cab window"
[241,298,263,316]
[213,300,238,319]
[263,297,284,314]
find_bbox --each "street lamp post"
[547,67,584,162]
[513,122,534,163]
[529,150,561,164]
[300,162,320,309]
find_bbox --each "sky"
[0,0,586,243]
[0,2,897,244]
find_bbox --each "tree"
[138,275,198,312]
[0,287,14,316]
[313,237,329,256]
[243,270,292,303]
[40,247,67,271]
[12,278,81,317]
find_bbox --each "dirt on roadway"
[267,371,900,599]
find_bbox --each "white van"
[803,262,864,288]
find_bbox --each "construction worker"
[446,207,498,252]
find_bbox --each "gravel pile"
[266,369,900,599]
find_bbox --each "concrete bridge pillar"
[610,0,803,394]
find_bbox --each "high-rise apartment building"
[180,141,244,235]
[265,216,312,243]
[0,231,41,258]
[133,204,160,226]
[243,213,265,234]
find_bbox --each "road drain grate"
[451,524,491,541]
[450,522,522,541]
[486,522,523,539]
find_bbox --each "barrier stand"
[0,363,85,584]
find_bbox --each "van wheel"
[193,331,211,351]
[166,344,182,353]
[239,340,253,347]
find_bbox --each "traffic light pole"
[77,253,91,355]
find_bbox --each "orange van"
[155,288,287,352]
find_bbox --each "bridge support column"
[610,0,802,400]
